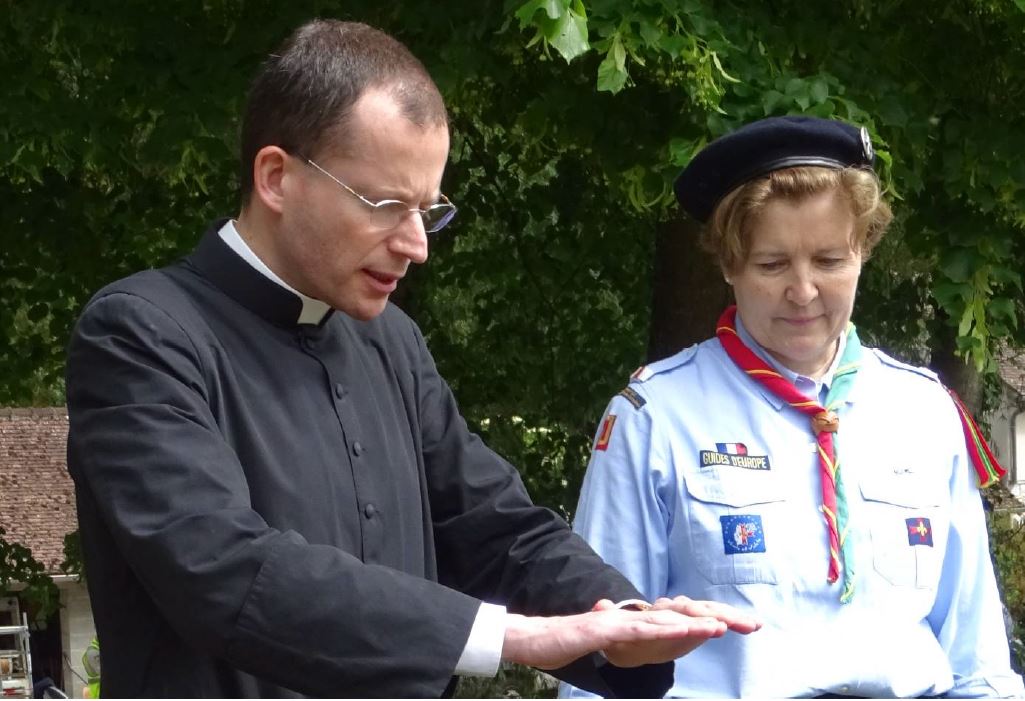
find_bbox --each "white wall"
[990,385,1025,500]
[57,581,94,699]
[1015,411,1025,501]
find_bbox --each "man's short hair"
[239,19,448,200]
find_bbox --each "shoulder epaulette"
[871,348,939,383]
[616,386,647,410]
[629,345,699,384]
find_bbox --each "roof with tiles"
[0,407,75,574]
[999,347,1025,398]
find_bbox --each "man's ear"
[250,146,290,215]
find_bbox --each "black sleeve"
[409,320,673,698]
[67,291,480,698]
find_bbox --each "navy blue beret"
[673,115,875,223]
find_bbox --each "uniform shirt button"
[352,441,363,457]
[334,383,346,399]
[364,503,377,519]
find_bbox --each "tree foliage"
[513,0,1025,374]
[0,528,59,623]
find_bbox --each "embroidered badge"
[617,386,647,410]
[906,517,934,547]
[721,515,766,554]
[595,414,617,452]
[700,442,771,470]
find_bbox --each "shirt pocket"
[859,471,944,589]
[682,466,786,585]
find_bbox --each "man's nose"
[388,212,429,264]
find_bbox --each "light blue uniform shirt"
[561,321,1024,698]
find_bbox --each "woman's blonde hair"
[701,166,893,273]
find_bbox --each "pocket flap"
[859,470,944,508]
[684,466,786,507]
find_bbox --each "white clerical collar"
[218,220,331,325]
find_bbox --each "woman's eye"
[757,261,785,272]
[817,257,845,268]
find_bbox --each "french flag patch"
[716,442,748,455]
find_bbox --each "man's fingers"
[653,595,761,634]
[601,609,727,643]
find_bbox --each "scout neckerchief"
[716,305,861,603]
[948,390,1006,487]
[716,304,1007,603]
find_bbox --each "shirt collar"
[735,313,846,401]
[218,220,331,325]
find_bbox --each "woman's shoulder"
[863,346,952,402]
[629,337,723,384]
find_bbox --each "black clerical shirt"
[65,220,671,698]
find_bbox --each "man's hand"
[501,598,760,670]
[602,596,761,667]
[649,595,761,634]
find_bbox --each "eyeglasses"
[305,158,457,234]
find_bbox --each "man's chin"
[335,298,389,322]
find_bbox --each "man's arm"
[68,291,483,697]
[408,319,758,696]
[70,289,755,698]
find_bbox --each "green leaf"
[992,265,1023,291]
[761,90,785,115]
[549,0,590,60]
[940,250,978,283]
[957,306,975,337]
[810,78,829,104]
[596,35,627,93]
[514,0,562,26]
[711,52,740,84]
[933,281,973,308]
[877,95,909,127]
[989,297,1018,328]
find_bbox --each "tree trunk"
[647,217,732,363]
[929,313,984,416]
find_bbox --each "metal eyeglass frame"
[305,158,457,233]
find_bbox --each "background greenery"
[3,0,1025,693]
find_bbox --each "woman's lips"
[780,316,821,326]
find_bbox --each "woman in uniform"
[560,116,1024,698]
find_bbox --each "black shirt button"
[334,383,346,399]
[353,441,363,456]
[364,503,377,519]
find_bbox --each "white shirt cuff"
[454,602,507,677]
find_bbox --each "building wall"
[990,386,1025,500]
[58,581,94,699]
[1015,412,1025,502]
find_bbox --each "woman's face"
[730,188,862,379]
